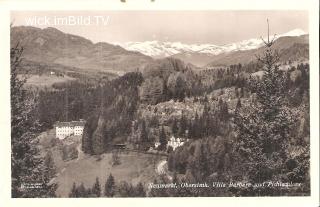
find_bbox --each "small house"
[167,136,188,151]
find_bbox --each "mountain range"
[11,26,308,74]
[117,29,306,57]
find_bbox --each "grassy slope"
[19,74,76,89]
[54,152,163,197]
[38,129,163,197]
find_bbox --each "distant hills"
[11,26,154,75]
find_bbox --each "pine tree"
[77,183,87,197]
[191,142,210,181]
[171,119,178,136]
[91,116,105,155]
[104,173,115,197]
[178,114,187,137]
[167,152,175,171]
[202,103,211,136]
[234,21,294,185]
[187,120,194,139]
[140,119,148,143]
[86,187,93,197]
[159,126,167,151]
[11,44,57,197]
[193,112,200,138]
[92,177,101,197]
[118,181,134,197]
[218,99,229,122]
[112,150,121,166]
[240,87,244,98]
[69,182,78,197]
[235,87,239,97]
[134,182,146,197]
[236,98,242,111]
[172,171,178,184]
[176,76,186,102]
[82,121,93,154]
[44,151,56,179]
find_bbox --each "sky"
[11,11,308,45]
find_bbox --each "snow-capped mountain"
[116,29,306,58]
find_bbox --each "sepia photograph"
[9,10,312,198]
[0,1,318,206]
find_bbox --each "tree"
[218,99,229,122]
[171,119,178,136]
[159,126,167,151]
[44,151,56,180]
[178,114,187,137]
[77,183,87,197]
[202,103,211,137]
[134,182,146,197]
[192,112,204,139]
[240,87,245,98]
[190,142,210,181]
[198,143,210,179]
[140,119,148,143]
[118,181,134,197]
[69,183,89,197]
[234,23,294,187]
[92,177,101,197]
[11,44,57,197]
[82,118,95,154]
[69,182,78,197]
[91,116,106,155]
[112,151,121,166]
[235,98,242,111]
[167,152,175,171]
[176,76,186,101]
[104,174,116,197]
[86,187,93,197]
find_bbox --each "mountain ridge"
[116,29,307,59]
[205,34,309,67]
[11,26,154,74]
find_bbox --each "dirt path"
[76,143,84,162]
[156,160,166,174]
[156,160,172,180]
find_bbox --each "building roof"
[55,120,86,127]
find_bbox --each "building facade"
[167,136,188,151]
[55,119,85,139]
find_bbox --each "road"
[76,143,84,162]
[156,160,172,180]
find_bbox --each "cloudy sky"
[12,11,308,45]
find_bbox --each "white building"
[154,141,161,149]
[167,136,188,151]
[55,119,85,139]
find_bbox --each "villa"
[55,119,86,139]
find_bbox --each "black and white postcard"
[0,0,319,207]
